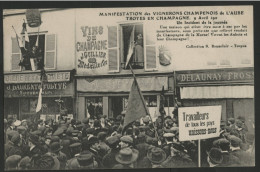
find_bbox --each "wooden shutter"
[45,34,56,69]
[144,24,158,71]
[11,37,21,71]
[108,26,119,72]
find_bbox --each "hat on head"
[31,130,42,136]
[88,136,98,146]
[236,120,243,128]
[36,154,60,170]
[53,128,64,136]
[14,120,21,127]
[28,134,39,145]
[6,155,21,169]
[11,133,21,145]
[228,118,235,124]
[163,133,175,138]
[50,142,63,153]
[17,126,27,132]
[7,130,19,140]
[97,132,107,140]
[142,116,150,123]
[115,148,139,165]
[147,147,166,164]
[208,148,223,164]
[69,142,82,149]
[217,139,230,151]
[120,135,133,144]
[106,136,119,147]
[77,153,94,167]
[228,135,242,147]
[18,156,31,169]
[51,136,60,143]
[237,116,245,123]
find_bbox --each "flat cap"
[106,136,119,146]
[163,133,175,138]
[120,135,133,144]
[69,142,81,148]
[228,135,242,147]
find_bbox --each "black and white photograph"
[2,4,255,170]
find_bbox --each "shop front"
[4,70,75,121]
[176,67,254,134]
[77,74,174,121]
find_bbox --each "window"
[11,33,56,71]
[107,23,157,72]
[121,24,144,69]
[86,97,103,118]
[144,95,157,107]
[164,95,174,107]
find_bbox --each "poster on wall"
[76,6,253,75]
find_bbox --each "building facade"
[3,9,76,121]
[3,7,254,134]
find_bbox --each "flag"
[21,22,30,50]
[125,25,135,68]
[123,79,148,129]
[35,26,40,47]
[36,87,42,113]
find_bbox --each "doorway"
[109,96,125,119]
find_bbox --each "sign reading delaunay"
[176,68,254,85]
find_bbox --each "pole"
[129,64,161,143]
[198,139,201,167]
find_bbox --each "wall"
[75,6,253,76]
[3,9,76,72]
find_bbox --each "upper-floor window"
[121,24,144,69]
[11,33,56,71]
[107,23,157,72]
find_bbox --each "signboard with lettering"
[4,72,70,84]
[76,6,253,74]
[4,81,74,97]
[77,76,168,92]
[178,106,221,141]
[176,68,254,85]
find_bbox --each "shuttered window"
[144,24,157,71]
[45,34,56,69]
[11,37,21,71]
[108,26,119,72]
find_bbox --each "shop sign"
[178,105,221,141]
[4,82,74,97]
[77,76,168,92]
[177,69,254,84]
[4,72,70,84]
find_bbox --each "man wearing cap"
[113,147,139,168]
[8,133,23,157]
[97,132,110,157]
[227,118,236,130]
[102,136,120,168]
[135,133,153,168]
[228,135,252,166]
[77,153,98,169]
[235,120,247,143]
[26,134,43,158]
[5,130,19,157]
[214,138,240,166]
[206,148,223,167]
[6,118,16,133]
[162,133,175,157]
[146,147,167,168]
[119,135,134,150]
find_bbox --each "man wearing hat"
[235,120,247,143]
[215,138,240,166]
[5,155,22,170]
[77,153,98,169]
[227,118,236,129]
[47,142,67,169]
[119,135,134,149]
[114,147,139,168]
[8,133,23,157]
[65,142,82,169]
[18,156,32,170]
[146,147,167,168]
[34,154,60,170]
[102,136,120,168]
[26,134,43,158]
[206,148,223,167]
[237,116,248,132]
[6,118,16,133]
[97,132,110,157]
[5,130,19,157]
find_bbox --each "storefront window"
[86,97,103,118]
[4,99,19,119]
[144,95,157,107]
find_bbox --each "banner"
[178,105,221,141]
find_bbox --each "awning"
[181,85,254,99]
[77,76,168,92]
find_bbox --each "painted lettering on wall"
[77,26,108,69]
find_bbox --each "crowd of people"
[4,112,255,170]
